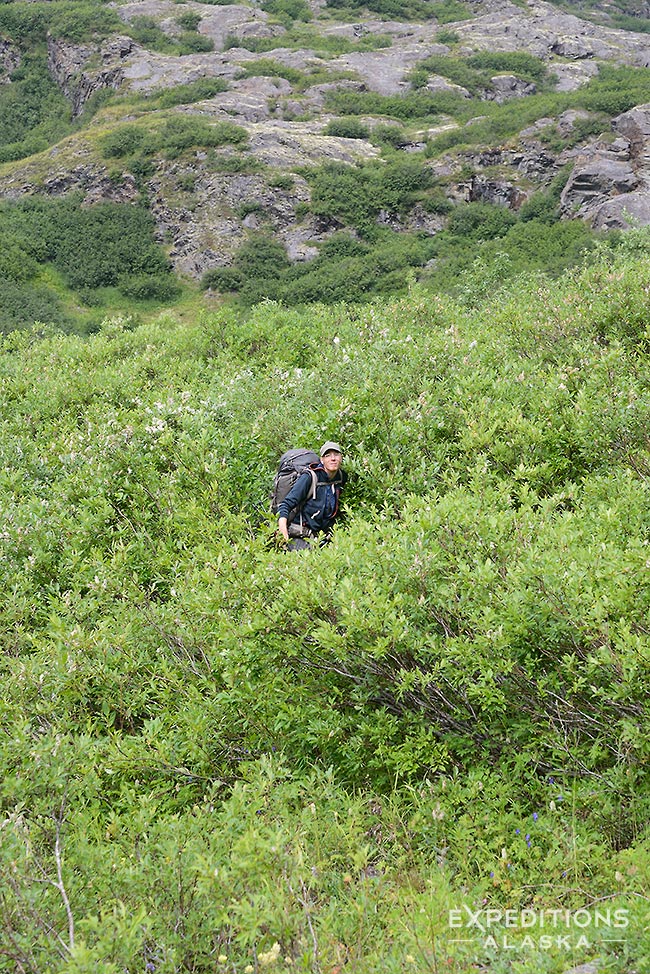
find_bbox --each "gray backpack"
[270,448,319,521]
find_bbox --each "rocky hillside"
[1,0,650,308]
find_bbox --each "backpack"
[270,448,320,520]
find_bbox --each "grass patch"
[325,0,472,23]
[224,25,392,55]
[410,51,555,94]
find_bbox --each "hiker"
[277,441,346,550]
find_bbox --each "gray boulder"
[332,44,448,96]
[561,149,640,219]
[592,191,650,229]
[551,61,600,92]
[613,104,650,163]
[486,75,536,103]
[425,75,470,98]
[193,4,280,52]
[562,105,650,226]
[186,76,293,123]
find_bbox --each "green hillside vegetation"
[409,51,556,94]
[1,234,650,971]
[0,0,219,163]
[326,64,650,148]
[0,194,183,333]
[325,0,472,22]
[203,169,599,306]
[1,0,649,322]
[0,149,599,326]
[223,25,392,54]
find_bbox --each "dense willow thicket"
[1,237,649,971]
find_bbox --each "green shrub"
[203,233,291,299]
[431,0,473,23]
[466,50,550,85]
[518,169,571,224]
[0,195,175,303]
[234,233,291,279]
[117,274,182,301]
[446,201,517,240]
[436,28,460,43]
[48,3,122,42]
[202,265,244,291]
[122,14,215,55]
[127,14,177,53]
[283,233,433,304]
[369,123,408,147]
[175,11,202,30]
[3,248,650,968]
[307,163,375,230]
[422,189,453,214]
[325,0,471,21]
[268,172,295,190]
[427,211,596,297]
[0,51,71,152]
[426,92,573,154]
[158,116,247,157]
[99,124,147,159]
[376,156,434,208]
[409,51,552,97]
[262,0,312,22]
[52,202,171,288]
[0,243,38,283]
[606,11,650,32]
[307,158,434,235]
[576,65,650,115]
[204,227,437,306]
[325,86,469,120]
[324,117,370,139]
[207,151,264,174]
[150,77,229,108]
[99,116,248,166]
[238,58,304,84]
[224,25,390,55]
[177,31,215,54]
[0,3,50,43]
[237,201,265,219]
[0,277,69,332]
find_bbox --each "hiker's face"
[322,451,342,478]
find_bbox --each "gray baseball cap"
[320,441,342,457]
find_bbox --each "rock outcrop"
[456,0,650,66]
[4,0,650,280]
[561,106,650,227]
[47,0,650,117]
[47,35,135,116]
[485,75,537,103]
[0,37,21,82]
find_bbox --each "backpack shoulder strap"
[308,467,318,501]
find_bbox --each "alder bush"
[2,240,650,970]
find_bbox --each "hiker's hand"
[278,517,289,541]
